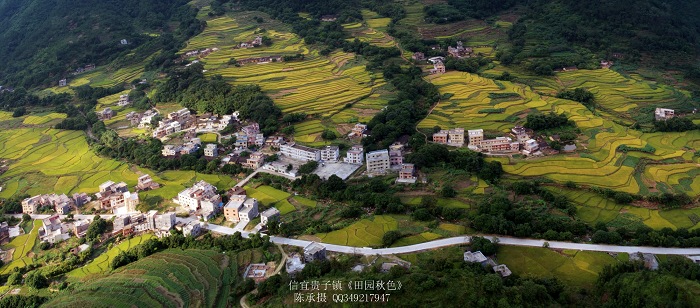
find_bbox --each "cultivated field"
[424,68,700,196]
[315,215,398,247]
[0,220,41,274]
[245,185,295,214]
[66,234,155,279]
[47,249,236,308]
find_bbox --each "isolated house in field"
[303,242,327,262]
[58,79,67,87]
[117,94,130,106]
[464,251,488,263]
[320,15,337,22]
[654,108,675,121]
[493,264,512,277]
[412,52,426,61]
[98,107,114,120]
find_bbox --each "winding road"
[16,214,700,257]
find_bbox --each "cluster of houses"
[286,242,328,276]
[39,215,94,244]
[72,64,96,75]
[173,180,222,221]
[125,109,159,128]
[22,193,91,215]
[463,250,512,277]
[113,210,180,237]
[233,123,265,149]
[95,181,140,215]
[198,112,237,132]
[447,41,473,58]
[152,108,194,139]
[236,55,283,65]
[183,47,219,59]
[432,126,544,155]
[238,36,263,49]
[162,137,201,157]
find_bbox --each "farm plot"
[67,234,155,279]
[245,185,295,214]
[498,246,618,288]
[47,249,236,308]
[315,215,398,247]
[0,220,41,274]
[22,113,67,125]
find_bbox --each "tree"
[441,185,457,197]
[7,272,22,285]
[24,271,47,289]
[298,161,319,175]
[321,129,337,140]
[86,216,110,241]
[382,230,402,247]
[470,236,499,255]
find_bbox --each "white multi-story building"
[479,137,520,153]
[345,145,364,164]
[155,212,176,230]
[175,180,222,212]
[280,143,321,161]
[238,198,259,222]
[204,144,218,157]
[320,146,339,162]
[655,108,675,121]
[447,128,465,146]
[260,207,280,225]
[366,149,390,174]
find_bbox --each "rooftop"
[261,207,280,217]
[304,242,326,254]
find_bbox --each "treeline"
[497,0,700,75]
[0,0,203,88]
[111,230,271,269]
[408,144,503,183]
[424,0,518,23]
[524,112,574,130]
[654,117,697,132]
[0,89,71,110]
[556,88,595,110]
[153,64,281,135]
[362,64,439,150]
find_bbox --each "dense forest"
[0,0,204,88]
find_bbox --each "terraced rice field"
[48,249,236,308]
[0,220,41,274]
[0,127,234,205]
[181,11,394,144]
[67,234,155,279]
[315,215,398,247]
[427,69,700,195]
[498,246,618,288]
[22,113,67,125]
[341,10,395,48]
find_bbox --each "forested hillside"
[0,0,204,88]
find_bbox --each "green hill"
[45,249,237,308]
[0,0,202,88]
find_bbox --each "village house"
[428,56,445,64]
[447,41,473,58]
[183,220,201,237]
[223,194,247,223]
[432,130,448,144]
[245,152,265,169]
[412,52,426,61]
[429,60,446,74]
[117,94,130,107]
[236,56,283,65]
[397,163,417,184]
[72,193,91,207]
[204,144,218,157]
[174,180,221,212]
[137,110,158,129]
[467,129,484,148]
[389,143,404,166]
[154,212,176,231]
[350,123,368,137]
[58,79,67,87]
[511,126,531,146]
[479,137,520,153]
[97,107,114,120]
[464,251,488,263]
[136,174,160,191]
[320,15,337,22]
[40,215,70,244]
[265,136,286,148]
[260,207,280,225]
[345,145,364,164]
[320,146,340,162]
[73,220,90,237]
[523,139,539,153]
[95,181,139,213]
[238,198,259,223]
[304,242,327,262]
[600,60,614,68]
[493,264,512,277]
[366,149,390,175]
[243,263,270,284]
[280,143,321,162]
[120,39,128,45]
[161,145,180,157]
[655,108,675,121]
[448,128,465,146]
